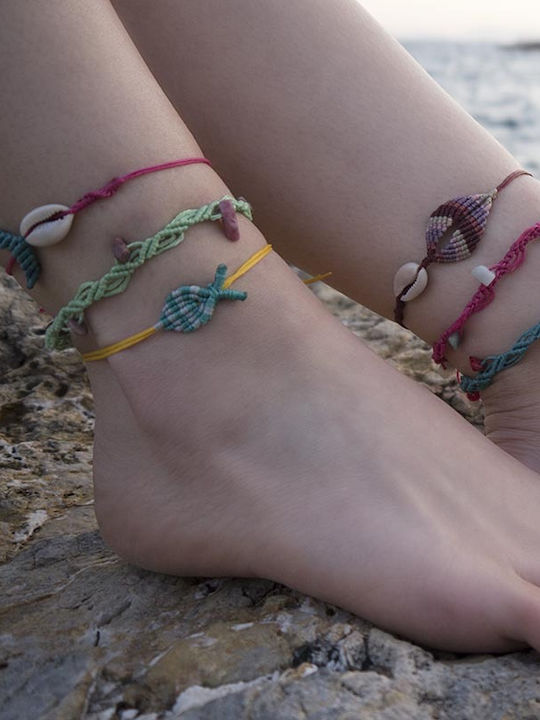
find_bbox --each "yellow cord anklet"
[82,246,331,362]
[82,244,272,362]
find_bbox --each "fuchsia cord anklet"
[21,158,212,239]
[5,157,212,280]
[432,222,540,367]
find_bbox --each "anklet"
[45,196,252,351]
[458,319,540,400]
[3,158,211,285]
[81,253,331,361]
[432,222,540,367]
[393,169,533,328]
[19,158,211,247]
[82,244,273,361]
[0,230,40,289]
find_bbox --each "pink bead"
[112,236,131,263]
[469,356,484,372]
[218,200,240,241]
[68,318,88,336]
[5,255,16,276]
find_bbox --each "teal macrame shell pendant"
[159,264,247,333]
[425,190,497,263]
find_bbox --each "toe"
[502,579,540,652]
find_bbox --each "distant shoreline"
[501,41,540,51]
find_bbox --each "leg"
[5,0,540,653]
[111,0,540,470]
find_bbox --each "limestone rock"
[1,274,535,720]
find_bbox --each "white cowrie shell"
[20,204,73,247]
[471,264,496,287]
[393,262,429,302]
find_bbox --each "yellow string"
[221,244,272,288]
[81,326,159,362]
[82,244,330,362]
[302,271,332,285]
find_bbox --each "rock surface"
[1,273,537,720]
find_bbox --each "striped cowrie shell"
[20,204,73,247]
[393,262,429,302]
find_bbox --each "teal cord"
[459,320,540,394]
[159,264,247,333]
[0,230,40,288]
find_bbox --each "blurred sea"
[403,41,540,173]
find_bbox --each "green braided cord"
[459,320,540,394]
[158,264,247,333]
[45,196,252,350]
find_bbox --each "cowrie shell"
[20,203,73,247]
[393,262,428,302]
[471,264,496,286]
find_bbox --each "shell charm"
[159,264,247,333]
[393,170,532,327]
[393,262,429,302]
[20,203,73,247]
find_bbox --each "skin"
[110,0,540,472]
[2,0,540,653]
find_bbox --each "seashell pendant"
[20,203,73,247]
[393,262,429,302]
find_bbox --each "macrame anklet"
[393,169,533,328]
[3,158,211,285]
[458,319,540,400]
[82,244,273,362]
[432,222,540,367]
[45,196,252,351]
[82,247,332,362]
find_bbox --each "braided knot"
[160,264,246,333]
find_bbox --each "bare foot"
[80,214,540,654]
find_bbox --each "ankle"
[405,174,540,383]
[20,163,273,359]
[79,196,265,355]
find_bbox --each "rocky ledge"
[2,274,538,720]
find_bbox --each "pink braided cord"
[22,158,211,239]
[432,221,540,367]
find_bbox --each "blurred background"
[358,1,540,173]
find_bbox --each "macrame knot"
[159,264,247,333]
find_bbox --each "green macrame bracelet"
[45,196,252,350]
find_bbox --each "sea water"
[403,40,540,172]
